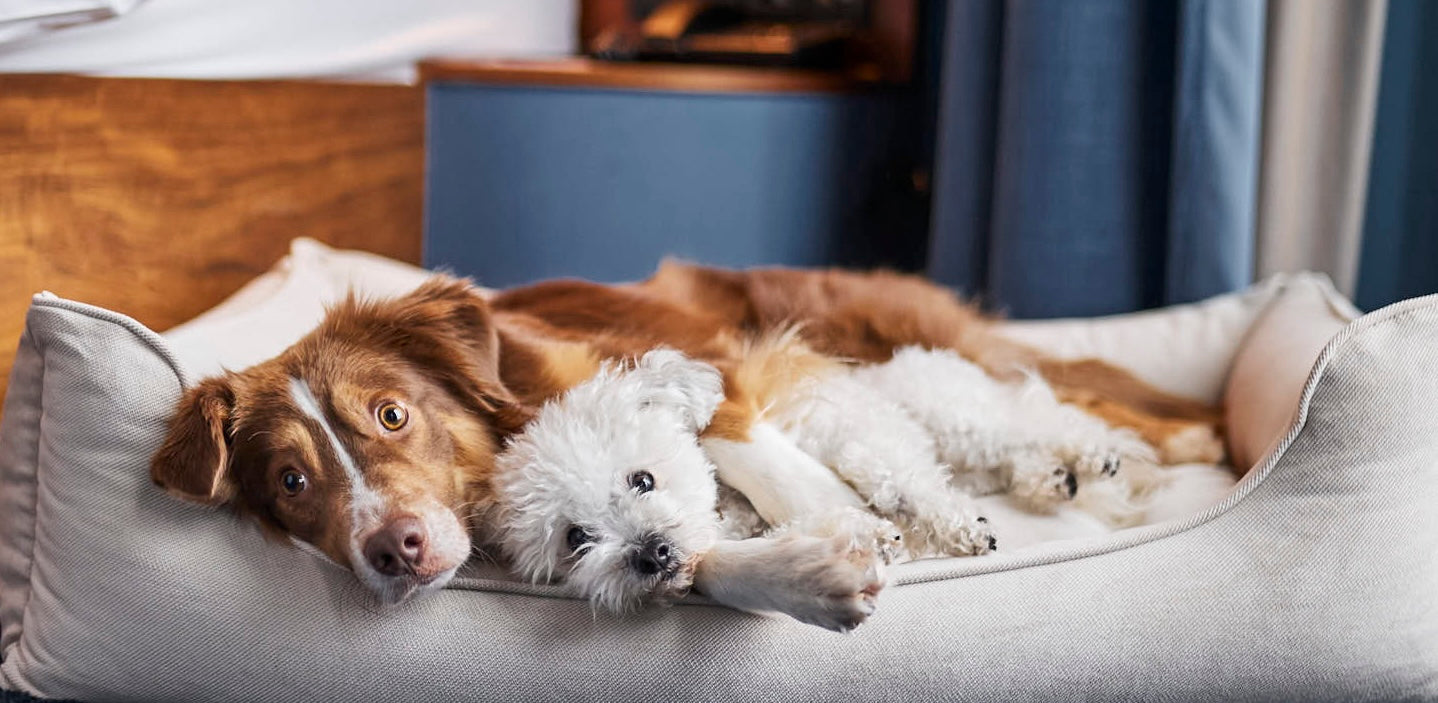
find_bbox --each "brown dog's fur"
[151,263,1225,600]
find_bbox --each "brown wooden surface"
[420,57,879,94]
[0,74,424,404]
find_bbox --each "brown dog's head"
[151,276,530,604]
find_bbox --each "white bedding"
[0,0,574,82]
[0,0,143,43]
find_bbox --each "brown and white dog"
[150,280,529,603]
[150,263,1222,604]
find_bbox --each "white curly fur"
[760,370,995,557]
[493,350,726,613]
[493,349,892,628]
[492,345,1231,629]
[850,347,1162,525]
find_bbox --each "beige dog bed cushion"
[2,240,1434,702]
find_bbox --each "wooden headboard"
[0,74,425,403]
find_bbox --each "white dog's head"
[494,349,726,612]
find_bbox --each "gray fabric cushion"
[2,292,1437,702]
[1222,273,1360,470]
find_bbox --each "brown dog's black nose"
[629,536,678,576]
[364,516,428,577]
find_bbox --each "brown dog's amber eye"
[280,470,307,496]
[377,402,408,431]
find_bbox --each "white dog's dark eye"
[280,470,307,496]
[566,526,594,553]
[629,471,654,494]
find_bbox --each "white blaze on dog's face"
[495,349,726,613]
[151,278,530,605]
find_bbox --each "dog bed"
[2,239,1434,701]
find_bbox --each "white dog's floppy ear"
[633,349,725,432]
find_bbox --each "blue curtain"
[1356,0,1438,311]
[926,0,1266,319]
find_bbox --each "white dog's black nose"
[629,536,678,576]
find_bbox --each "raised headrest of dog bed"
[1,240,1433,701]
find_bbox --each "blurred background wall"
[2,0,1433,318]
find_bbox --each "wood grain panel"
[0,75,424,404]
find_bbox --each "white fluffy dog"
[703,338,1156,555]
[848,346,1162,527]
[492,343,1180,630]
[492,350,887,631]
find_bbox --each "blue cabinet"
[425,66,918,287]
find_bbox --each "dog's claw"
[1100,454,1121,476]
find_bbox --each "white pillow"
[163,237,432,377]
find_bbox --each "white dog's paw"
[1005,448,1077,510]
[772,534,887,633]
[1069,448,1123,479]
[860,514,906,564]
[906,510,997,557]
[1059,430,1161,482]
[950,514,998,555]
[1022,466,1077,506]
[785,507,905,564]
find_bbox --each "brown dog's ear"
[150,378,237,505]
[370,276,534,434]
